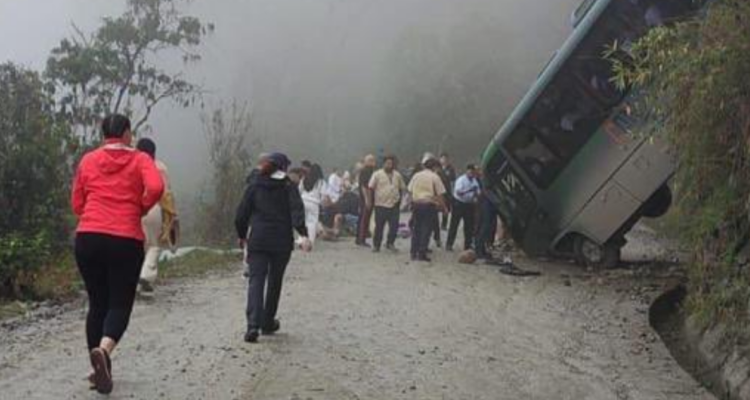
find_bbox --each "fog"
[0,0,581,196]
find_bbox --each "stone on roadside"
[458,250,477,264]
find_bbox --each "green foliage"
[612,0,750,328]
[0,234,52,298]
[46,0,213,142]
[1,0,214,302]
[0,63,73,299]
[196,103,257,246]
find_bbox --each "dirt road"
[0,229,713,400]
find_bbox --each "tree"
[196,102,259,246]
[46,0,213,143]
[0,63,72,298]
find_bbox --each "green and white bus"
[481,0,696,267]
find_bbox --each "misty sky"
[0,0,581,197]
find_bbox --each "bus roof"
[488,0,614,152]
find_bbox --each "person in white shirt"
[447,164,481,252]
[300,164,328,245]
[136,138,179,293]
[327,169,344,203]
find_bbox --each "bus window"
[505,123,562,188]
[505,74,608,189]
[503,0,695,191]
[574,61,624,108]
[628,0,696,28]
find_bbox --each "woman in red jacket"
[71,114,164,394]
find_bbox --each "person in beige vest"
[408,154,447,262]
[136,138,179,293]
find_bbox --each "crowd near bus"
[266,151,506,262]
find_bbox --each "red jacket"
[71,139,165,241]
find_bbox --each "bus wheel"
[574,236,621,269]
[642,185,673,218]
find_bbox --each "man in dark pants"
[235,152,311,343]
[432,165,450,248]
[447,164,481,252]
[356,154,377,247]
[476,194,499,260]
[408,156,447,262]
[439,153,457,230]
[368,155,406,252]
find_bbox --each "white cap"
[422,152,437,165]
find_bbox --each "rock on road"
[0,234,713,400]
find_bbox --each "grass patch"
[26,253,83,301]
[0,253,81,320]
[0,248,239,322]
[0,301,29,320]
[4,252,82,303]
[159,248,240,281]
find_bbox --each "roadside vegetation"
[0,0,216,307]
[612,0,750,333]
[0,64,76,301]
[193,103,259,247]
[159,249,240,280]
[0,248,239,319]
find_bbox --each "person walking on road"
[235,152,311,343]
[447,164,481,252]
[368,155,406,252]
[71,114,165,394]
[135,138,179,293]
[356,154,377,247]
[408,155,448,262]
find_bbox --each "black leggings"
[75,233,145,350]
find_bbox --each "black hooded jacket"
[235,172,308,253]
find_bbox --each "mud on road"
[0,228,713,400]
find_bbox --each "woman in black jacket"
[235,152,311,343]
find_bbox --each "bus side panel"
[567,181,641,245]
[539,128,638,232]
[554,138,674,248]
[611,140,675,202]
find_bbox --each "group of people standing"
[351,152,501,262]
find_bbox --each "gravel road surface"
[0,229,713,400]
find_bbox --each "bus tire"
[642,185,672,218]
[574,236,621,269]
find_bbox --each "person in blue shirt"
[447,164,481,252]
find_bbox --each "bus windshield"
[503,0,693,189]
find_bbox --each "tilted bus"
[481,0,697,267]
